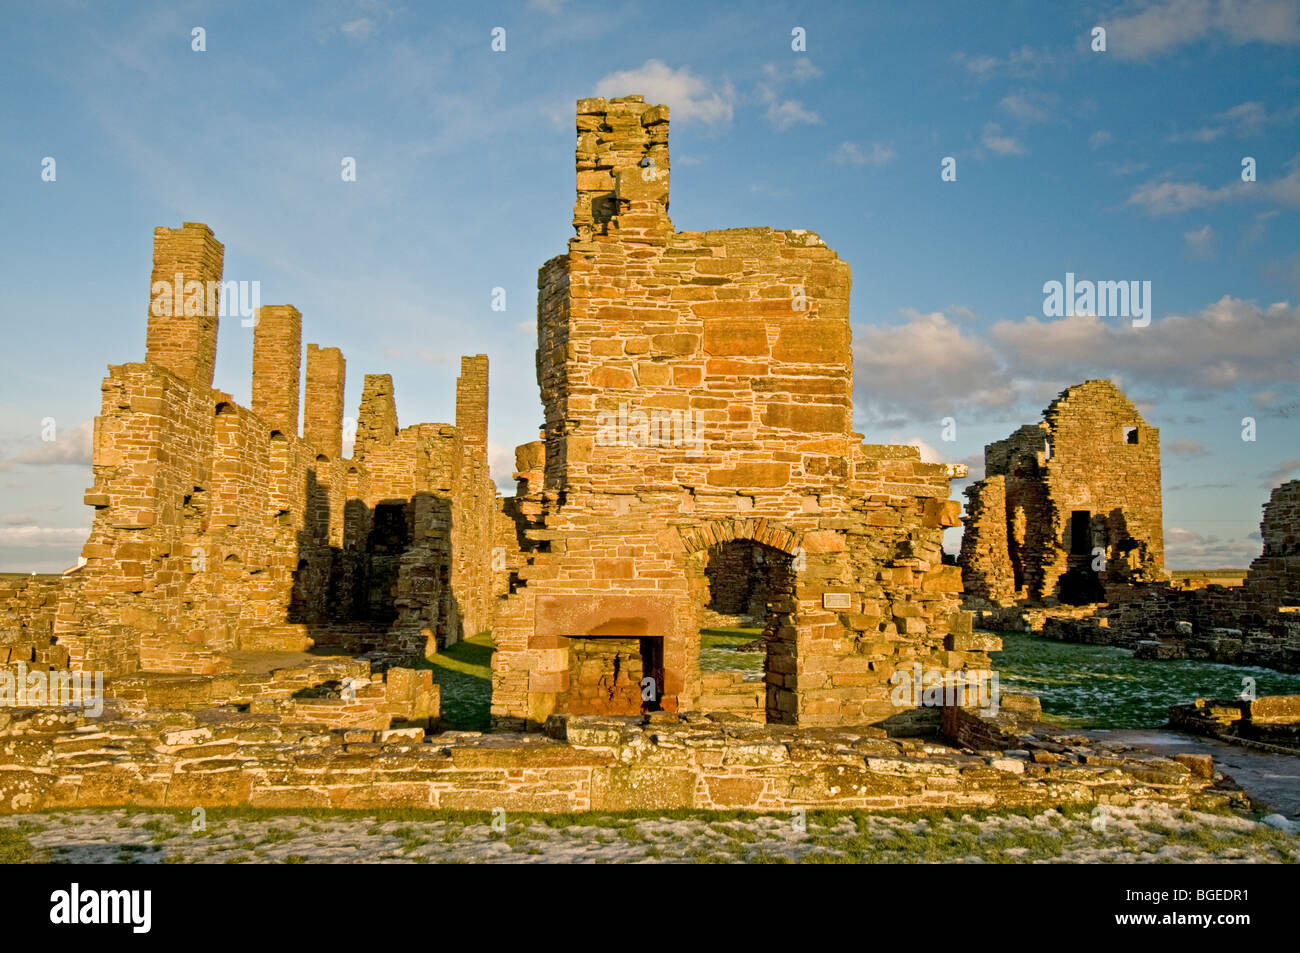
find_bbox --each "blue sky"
[1,0,1297,572]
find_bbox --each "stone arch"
[678,518,802,557]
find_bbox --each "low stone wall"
[1169,694,1300,752]
[697,671,765,721]
[0,708,1242,815]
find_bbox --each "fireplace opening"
[556,635,663,716]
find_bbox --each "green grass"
[417,631,495,730]
[0,827,43,863]
[990,629,1300,729]
[699,626,764,679]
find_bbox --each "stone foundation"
[0,709,1241,815]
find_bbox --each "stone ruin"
[959,379,1165,608]
[955,379,1299,672]
[1043,479,1300,671]
[490,95,989,730]
[0,97,1252,814]
[46,221,505,676]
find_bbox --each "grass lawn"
[699,626,764,680]
[419,632,494,731]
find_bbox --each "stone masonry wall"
[492,97,980,731]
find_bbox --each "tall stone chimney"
[456,354,489,460]
[303,343,345,459]
[145,222,224,387]
[251,305,302,435]
[573,96,670,242]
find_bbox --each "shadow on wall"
[287,466,462,659]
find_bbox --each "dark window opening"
[1070,510,1092,555]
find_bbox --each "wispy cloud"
[757,60,822,130]
[981,122,1025,155]
[594,60,735,124]
[1127,161,1300,213]
[1184,223,1215,256]
[1105,0,1300,60]
[830,141,895,166]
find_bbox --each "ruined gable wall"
[960,381,1164,604]
[1040,380,1163,590]
[355,360,502,653]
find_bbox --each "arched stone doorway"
[682,520,803,724]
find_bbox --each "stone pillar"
[251,305,302,435]
[145,222,224,387]
[455,354,489,459]
[573,96,671,240]
[303,343,345,459]
[354,373,398,460]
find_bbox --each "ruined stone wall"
[350,362,503,653]
[0,710,1234,816]
[1065,480,1300,670]
[53,354,352,674]
[958,475,1014,602]
[493,97,978,731]
[1244,479,1300,608]
[960,380,1163,605]
[50,223,504,674]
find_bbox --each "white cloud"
[981,122,1024,156]
[999,92,1054,123]
[1089,129,1112,149]
[1260,458,1300,489]
[1127,163,1300,214]
[0,526,88,546]
[953,46,1048,78]
[594,60,735,124]
[757,60,822,130]
[988,297,1300,389]
[488,440,517,490]
[1163,526,1261,568]
[853,309,1015,425]
[1169,100,1299,141]
[1105,0,1300,59]
[11,421,93,466]
[830,141,895,166]
[1166,438,1209,456]
[765,98,820,130]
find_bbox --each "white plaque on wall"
[822,592,852,610]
